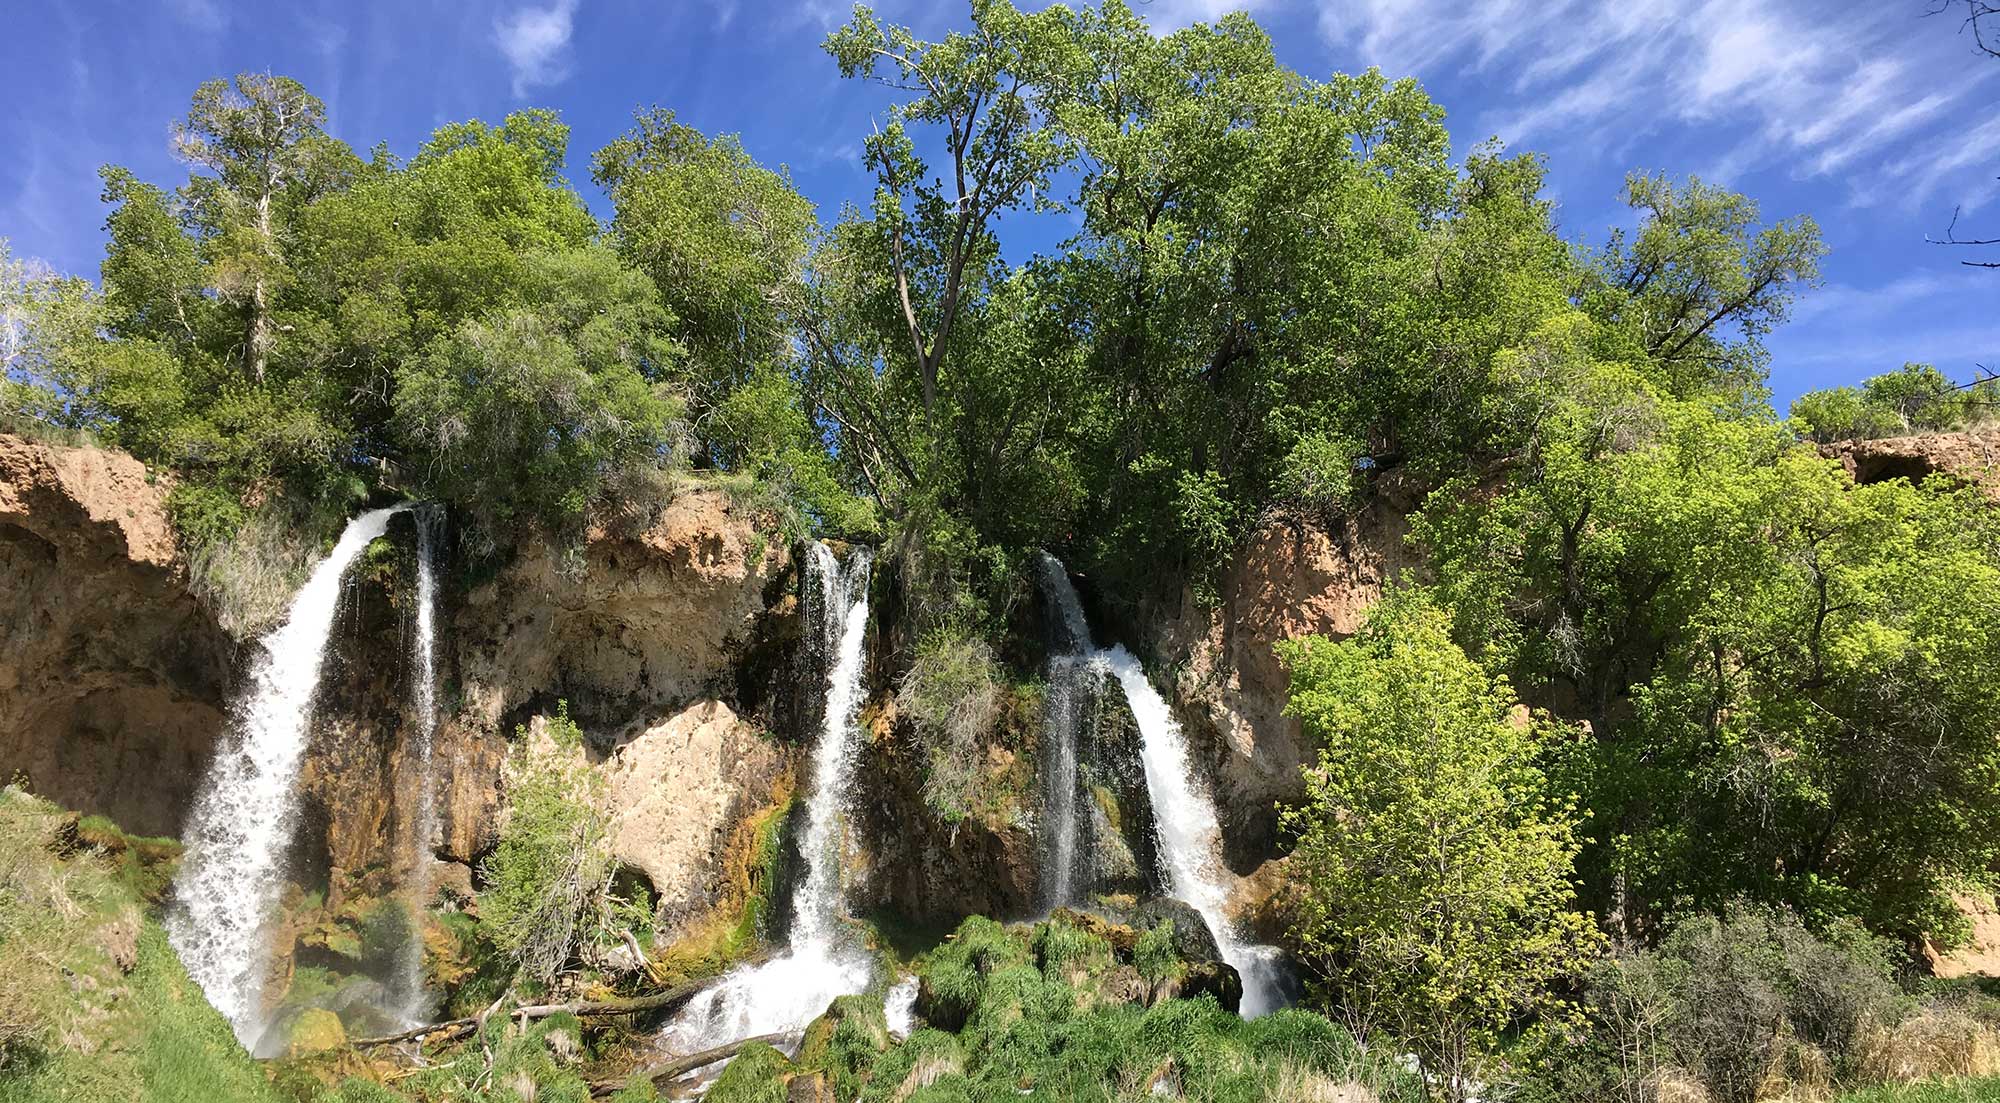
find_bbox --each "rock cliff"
[0,435,232,838]
[1150,490,1420,869]
[1822,429,2000,500]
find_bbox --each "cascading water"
[657,542,875,1056]
[1035,553,1101,910]
[168,504,411,1045]
[1036,553,1288,1016]
[1103,648,1287,1017]
[391,504,444,1025]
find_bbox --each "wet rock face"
[1151,490,1420,870]
[0,434,232,838]
[850,698,1041,925]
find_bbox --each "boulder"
[598,699,786,939]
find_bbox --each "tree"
[1789,362,1995,442]
[824,0,1073,428]
[1576,172,1825,407]
[592,107,817,402]
[1279,591,1602,1101]
[172,74,356,382]
[1420,398,2000,943]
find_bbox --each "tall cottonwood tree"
[172,74,355,382]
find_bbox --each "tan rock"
[1151,491,1418,864]
[598,698,785,937]
[0,434,230,838]
[1821,430,2000,500]
[454,485,788,729]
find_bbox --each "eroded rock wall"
[0,435,232,838]
[1149,491,1420,869]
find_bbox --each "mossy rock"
[704,1040,793,1103]
[284,1008,349,1057]
[1132,898,1221,966]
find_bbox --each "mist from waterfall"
[168,504,411,1044]
[391,505,444,1026]
[1036,554,1288,1016]
[657,542,876,1056]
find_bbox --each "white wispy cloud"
[495,0,579,98]
[1133,0,1280,31]
[1313,0,1995,209]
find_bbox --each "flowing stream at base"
[658,542,876,1057]
[392,505,444,1025]
[168,504,411,1045]
[1037,555,1288,1017]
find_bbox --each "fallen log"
[589,1033,788,1097]
[355,973,722,1048]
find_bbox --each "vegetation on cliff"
[1,1,1998,1101]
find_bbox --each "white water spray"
[658,543,875,1055]
[169,504,410,1043]
[1104,647,1286,1016]
[1037,554,1288,1016]
[392,505,443,1025]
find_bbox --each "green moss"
[704,1040,792,1103]
[0,790,272,1103]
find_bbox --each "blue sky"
[3,0,1996,407]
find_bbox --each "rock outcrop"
[453,487,792,732]
[598,698,788,940]
[1151,491,1419,869]
[0,434,232,838]
[1822,430,2000,500]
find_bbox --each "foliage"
[898,629,1004,820]
[1526,906,1916,1103]
[756,914,1428,1103]
[1793,362,1999,443]
[1420,399,2000,942]
[1279,590,1602,1100]
[476,704,611,983]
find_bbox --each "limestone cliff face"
[1822,429,2000,500]
[300,488,799,916]
[0,435,232,839]
[453,488,792,732]
[0,432,802,944]
[1149,490,1420,869]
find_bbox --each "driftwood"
[354,974,720,1048]
[588,1033,788,1097]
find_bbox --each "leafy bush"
[1553,906,1905,1103]
[477,704,611,983]
[898,630,1004,821]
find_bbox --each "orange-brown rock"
[453,486,792,730]
[1822,430,2000,500]
[1152,489,1419,867]
[0,434,231,838]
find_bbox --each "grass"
[0,788,272,1103]
[1837,1078,2000,1101]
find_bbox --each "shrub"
[476,704,611,983]
[898,630,1003,821]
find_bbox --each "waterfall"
[1036,554,1288,1016]
[1035,553,1098,909]
[168,504,410,1043]
[657,542,875,1055]
[392,505,443,1025]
